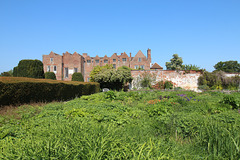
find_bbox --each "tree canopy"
[165,54,183,70]
[90,64,113,82]
[214,61,240,73]
[93,67,133,90]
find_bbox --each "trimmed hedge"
[0,77,100,106]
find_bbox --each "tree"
[214,61,240,73]
[44,72,56,80]
[94,68,133,90]
[90,64,113,82]
[72,72,84,82]
[13,60,44,78]
[0,70,13,77]
[166,54,183,70]
[182,64,201,71]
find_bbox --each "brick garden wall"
[131,70,202,91]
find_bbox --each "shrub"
[164,81,173,89]
[220,95,239,109]
[13,59,44,78]
[0,77,100,106]
[198,84,210,90]
[44,72,56,80]
[72,72,84,82]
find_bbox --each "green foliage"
[140,71,156,88]
[182,64,201,71]
[214,60,240,73]
[104,91,116,100]
[0,70,13,77]
[13,60,44,78]
[72,72,84,82]
[0,77,100,106]
[1,90,240,159]
[220,95,239,109]
[90,64,113,82]
[166,54,183,70]
[198,71,240,90]
[44,72,56,80]
[164,81,173,89]
[94,68,133,90]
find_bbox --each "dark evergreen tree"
[13,60,44,78]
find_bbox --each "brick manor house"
[42,48,163,82]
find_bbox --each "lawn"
[0,90,240,159]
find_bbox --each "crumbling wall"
[131,70,202,91]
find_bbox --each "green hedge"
[0,77,100,106]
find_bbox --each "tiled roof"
[150,63,163,69]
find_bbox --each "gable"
[132,50,147,61]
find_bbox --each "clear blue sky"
[0,0,240,73]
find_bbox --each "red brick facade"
[42,49,152,82]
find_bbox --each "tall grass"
[0,90,239,159]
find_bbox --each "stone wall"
[130,70,202,91]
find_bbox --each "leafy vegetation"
[166,54,183,70]
[1,90,240,159]
[198,71,240,90]
[92,66,133,90]
[214,60,240,73]
[0,77,100,106]
[44,72,56,80]
[72,72,84,82]
[13,60,44,78]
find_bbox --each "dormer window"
[138,58,141,62]
[122,58,126,62]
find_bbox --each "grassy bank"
[0,91,240,159]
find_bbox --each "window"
[113,59,116,62]
[95,60,99,63]
[134,65,139,69]
[122,58,126,62]
[104,59,108,63]
[138,58,142,62]
[53,66,57,72]
[74,68,78,73]
[113,64,116,69]
[65,68,69,78]
[87,60,91,63]
[140,65,144,69]
[47,66,50,72]
[50,58,53,62]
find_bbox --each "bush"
[72,72,84,82]
[44,72,56,80]
[220,95,239,109]
[13,60,44,78]
[164,81,173,89]
[0,77,100,106]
